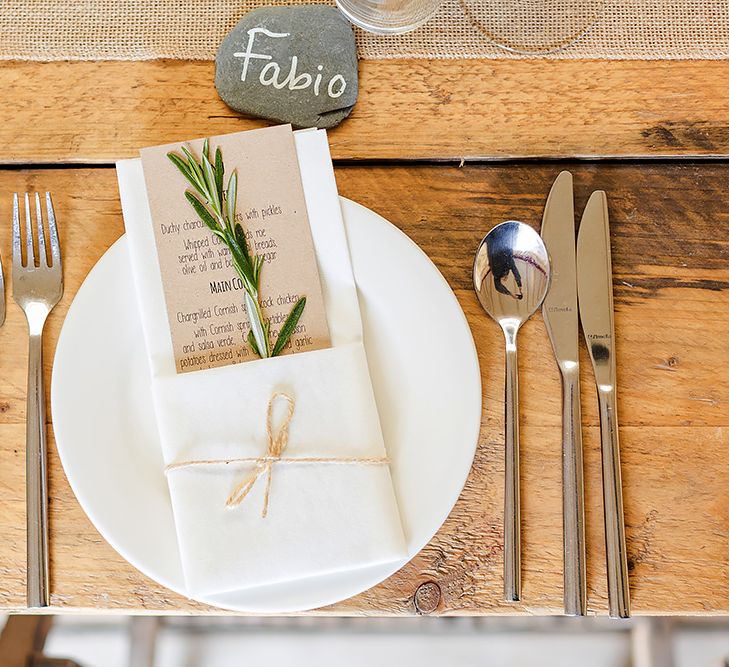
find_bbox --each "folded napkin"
[117,129,406,596]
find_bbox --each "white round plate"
[51,198,481,613]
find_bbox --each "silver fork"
[12,192,63,608]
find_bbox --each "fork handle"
[27,331,50,608]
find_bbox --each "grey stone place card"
[215,6,359,129]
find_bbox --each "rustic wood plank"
[0,162,727,615]
[3,60,729,163]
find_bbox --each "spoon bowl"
[473,220,551,602]
[473,220,550,326]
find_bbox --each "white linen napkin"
[116,129,406,597]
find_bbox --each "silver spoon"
[473,221,551,602]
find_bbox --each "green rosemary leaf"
[226,172,237,229]
[245,291,269,358]
[257,255,265,284]
[224,228,255,284]
[229,246,256,291]
[214,147,224,211]
[272,297,306,357]
[202,138,209,160]
[247,329,261,358]
[182,155,209,203]
[248,254,259,285]
[184,191,219,232]
[201,151,221,217]
[181,146,206,191]
[167,152,193,182]
[168,152,207,198]
[234,222,250,263]
[211,228,227,243]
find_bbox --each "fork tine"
[35,193,48,267]
[24,192,34,267]
[12,193,21,265]
[45,193,60,264]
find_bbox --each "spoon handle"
[561,367,587,616]
[597,387,630,618]
[504,333,521,602]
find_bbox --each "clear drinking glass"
[336,0,443,34]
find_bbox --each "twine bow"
[164,392,388,518]
[225,391,295,516]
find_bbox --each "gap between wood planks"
[1,156,729,172]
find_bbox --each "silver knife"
[541,171,587,617]
[576,191,630,619]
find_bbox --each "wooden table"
[0,59,728,616]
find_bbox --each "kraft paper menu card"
[140,124,330,374]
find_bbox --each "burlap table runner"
[1,0,727,60]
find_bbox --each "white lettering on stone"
[233,29,348,99]
[287,56,313,91]
[259,61,286,88]
[313,65,323,96]
[327,74,347,99]
[233,28,290,82]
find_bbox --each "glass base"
[336,0,442,34]
[460,0,605,55]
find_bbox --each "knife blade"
[576,190,631,619]
[541,171,587,617]
[542,171,579,366]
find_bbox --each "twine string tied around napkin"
[164,392,389,518]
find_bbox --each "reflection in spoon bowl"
[474,221,550,322]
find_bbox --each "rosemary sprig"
[167,140,306,359]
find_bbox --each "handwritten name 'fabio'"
[233,28,347,99]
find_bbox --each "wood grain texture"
[1,60,729,163]
[0,163,727,615]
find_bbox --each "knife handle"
[561,367,587,616]
[597,387,631,618]
[503,329,521,602]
